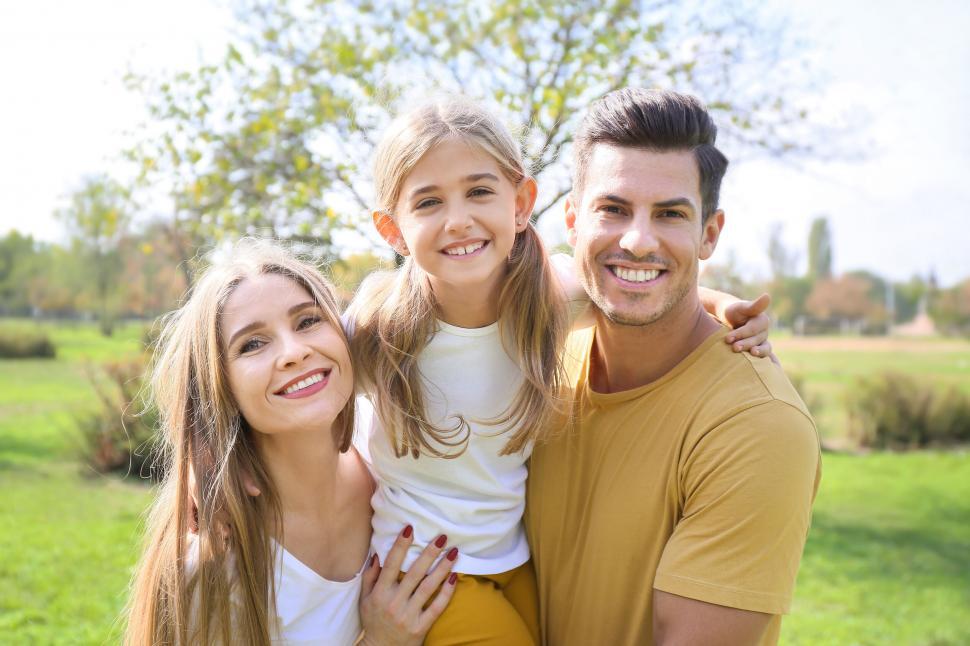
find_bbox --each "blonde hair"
[124,239,354,645]
[349,98,568,458]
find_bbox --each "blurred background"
[0,0,967,643]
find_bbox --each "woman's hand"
[358,525,459,645]
[721,293,777,363]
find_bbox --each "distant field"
[1,321,968,644]
[774,334,970,443]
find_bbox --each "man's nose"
[618,217,660,258]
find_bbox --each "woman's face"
[219,273,353,439]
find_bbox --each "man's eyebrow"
[408,173,500,200]
[227,301,318,348]
[654,197,696,212]
[593,193,633,207]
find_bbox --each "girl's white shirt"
[185,534,365,645]
[348,253,587,575]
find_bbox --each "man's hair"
[572,88,729,222]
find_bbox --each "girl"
[125,240,457,645]
[348,98,771,644]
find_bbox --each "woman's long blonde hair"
[124,239,354,645]
[349,98,568,459]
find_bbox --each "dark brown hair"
[572,88,728,221]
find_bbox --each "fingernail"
[402,525,413,539]
[734,343,742,351]
[448,572,458,585]
[726,336,734,343]
[446,547,458,561]
[434,534,447,548]
[752,348,760,356]
[369,553,377,568]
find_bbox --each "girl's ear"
[373,211,409,256]
[514,177,539,232]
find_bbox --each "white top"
[350,253,587,576]
[185,535,364,645]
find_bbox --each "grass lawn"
[1,322,968,644]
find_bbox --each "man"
[526,88,821,645]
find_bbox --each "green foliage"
[930,278,970,335]
[75,356,158,478]
[847,372,970,449]
[806,216,832,281]
[55,176,132,334]
[0,326,55,359]
[0,230,44,315]
[126,0,817,258]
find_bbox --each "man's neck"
[590,294,722,393]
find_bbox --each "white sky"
[1,0,968,286]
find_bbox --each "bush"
[75,356,160,478]
[846,373,970,449]
[0,327,56,358]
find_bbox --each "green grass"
[782,451,970,645]
[774,335,970,443]
[1,321,969,644]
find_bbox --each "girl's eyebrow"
[408,173,500,200]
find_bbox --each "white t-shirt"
[350,253,587,575]
[185,535,364,645]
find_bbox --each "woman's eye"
[240,338,265,354]
[297,315,321,330]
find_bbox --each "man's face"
[566,144,723,327]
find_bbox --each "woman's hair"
[124,238,354,645]
[349,97,568,459]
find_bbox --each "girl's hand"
[358,525,459,646]
[721,293,777,363]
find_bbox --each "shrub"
[75,355,160,478]
[846,373,970,449]
[0,327,56,358]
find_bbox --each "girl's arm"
[358,527,458,645]
[699,288,774,359]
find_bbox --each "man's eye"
[240,338,265,353]
[660,210,685,218]
[297,315,321,330]
[599,205,623,215]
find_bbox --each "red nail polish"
[446,547,458,561]
[448,572,458,585]
[402,525,413,539]
[434,534,447,548]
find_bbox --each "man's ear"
[564,195,579,247]
[372,211,408,256]
[699,209,724,261]
[514,177,539,232]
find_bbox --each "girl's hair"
[124,238,354,645]
[349,97,568,459]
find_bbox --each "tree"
[930,278,970,335]
[805,274,884,325]
[0,230,43,315]
[127,0,820,263]
[56,176,131,334]
[806,216,832,281]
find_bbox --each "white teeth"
[282,372,325,395]
[445,241,485,256]
[612,267,660,283]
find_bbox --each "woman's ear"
[514,177,539,232]
[373,211,409,256]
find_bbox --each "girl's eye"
[415,198,440,210]
[239,338,265,354]
[468,187,494,198]
[297,315,322,330]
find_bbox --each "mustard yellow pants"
[419,560,539,645]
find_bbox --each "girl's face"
[220,273,353,439]
[377,137,536,298]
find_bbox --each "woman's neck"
[255,427,341,517]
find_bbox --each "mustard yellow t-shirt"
[526,325,821,646]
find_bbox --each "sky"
[1,0,968,286]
